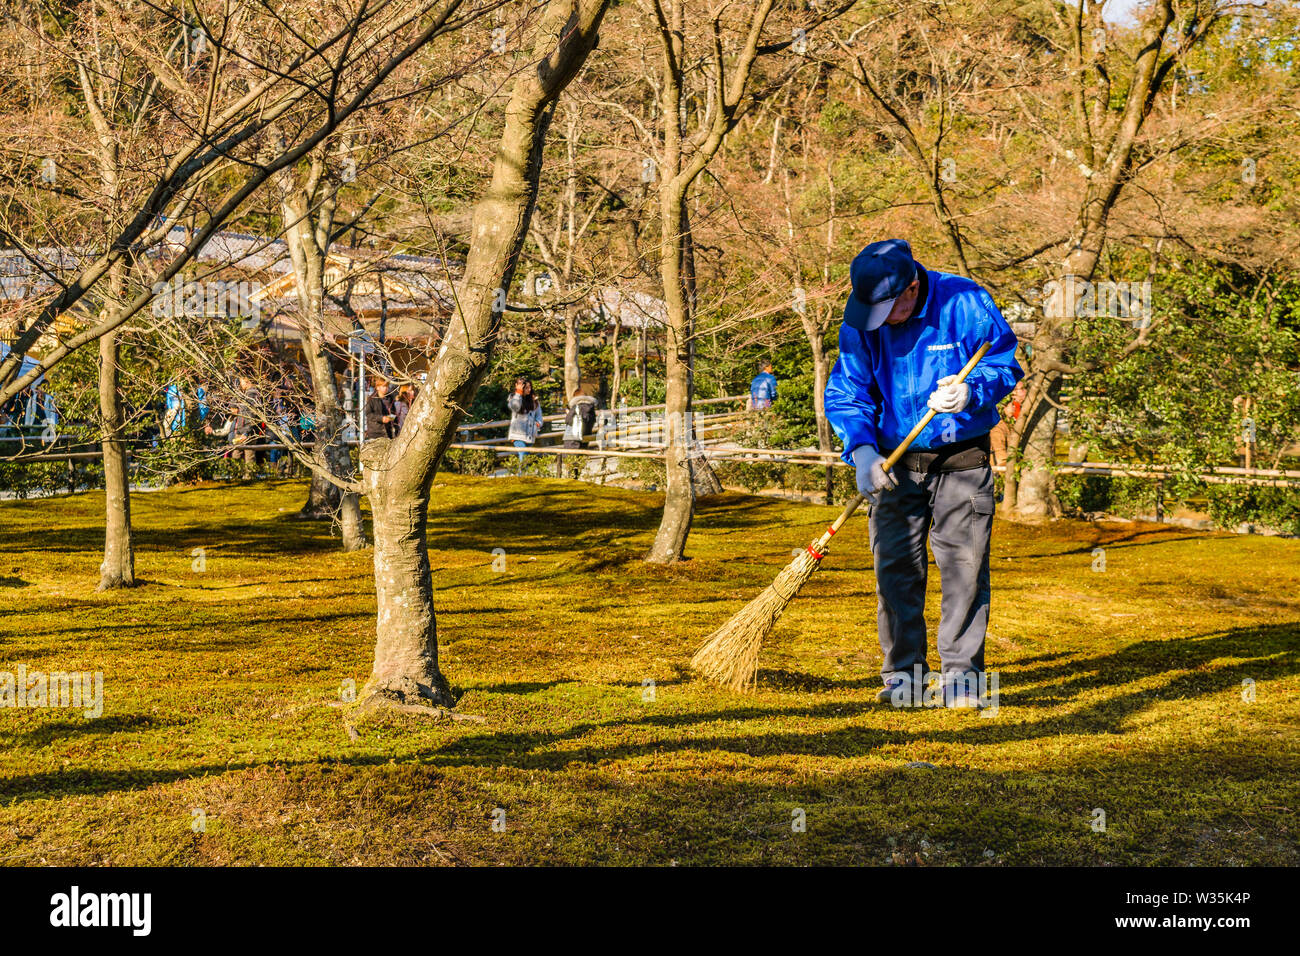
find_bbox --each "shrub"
[1205,484,1300,535]
[442,448,502,476]
[617,453,665,488]
[1055,473,1161,517]
[0,459,103,497]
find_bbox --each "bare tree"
[356,0,609,709]
[0,0,485,406]
[633,0,859,561]
[640,0,771,562]
[72,6,144,589]
[6,0,609,709]
[825,0,1239,518]
[271,139,368,545]
[1003,0,1230,517]
[0,1,507,587]
[526,104,623,401]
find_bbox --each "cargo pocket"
[969,491,994,566]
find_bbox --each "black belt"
[882,433,991,475]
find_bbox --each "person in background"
[0,388,17,429]
[162,375,188,438]
[298,409,315,447]
[989,380,1027,470]
[364,377,398,442]
[394,383,416,434]
[38,385,58,436]
[341,374,358,445]
[269,374,295,477]
[561,382,600,478]
[194,382,209,424]
[748,360,777,410]
[205,376,263,477]
[507,376,543,470]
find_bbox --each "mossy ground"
[1,476,1296,865]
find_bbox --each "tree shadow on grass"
[421,486,809,560]
[756,668,879,692]
[484,747,1298,864]
[12,609,368,645]
[1,622,1294,808]
[607,671,690,690]
[468,679,579,695]
[11,746,1293,865]
[1006,651,1074,666]
[406,621,1300,771]
[0,483,802,574]
[1004,620,1298,706]
[0,713,187,746]
[1012,526,1213,560]
[0,520,344,558]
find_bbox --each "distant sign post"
[347,329,376,355]
[348,330,376,441]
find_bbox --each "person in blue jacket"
[162,379,187,438]
[824,238,1023,709]
[748,360,777,410]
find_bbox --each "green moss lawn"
[1,476,1296,865]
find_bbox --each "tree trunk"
[999,443,1020,519]
[299,380,366,549]
[802,319,835,504]
[814,353,835,505]
[356,0,609,708]
[646,179,697,560]
[276,159,366,551]
[691,445,723,496]
[81,67,134,591]
[1005,266,1082,517]
[639,324,648,406]
[340,490,366,550]
[1012,373,1062,519]
[648,330,695,559]
[643,0,771,557]
[300,468,341,518]
[609,311,621,408]
[563,306,581,400]
[999,1,1178,516]
[97,328,135,591]
[299,343,364,552]
[360,442,452,706]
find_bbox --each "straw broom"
[691,342,993,691]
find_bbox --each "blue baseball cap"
[844,239,918,331]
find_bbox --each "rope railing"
[6,393,1298,489]
[11,438,1300,489]
[453,393,746,435]
[441,441,1300,489]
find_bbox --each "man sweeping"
[825,239,1023,709]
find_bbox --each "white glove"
[927,375,971,414]
[852,445,897,498]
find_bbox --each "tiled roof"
[1,228,666,330]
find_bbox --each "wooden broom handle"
[810,341,993,553]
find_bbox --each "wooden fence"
[4,392,1299,490]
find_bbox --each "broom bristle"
[691,548,823,691]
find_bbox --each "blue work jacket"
[825,262,1023,461]
[749,371,777,408]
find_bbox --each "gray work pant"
[868,462,994,682]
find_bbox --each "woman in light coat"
[506,377,543,470]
